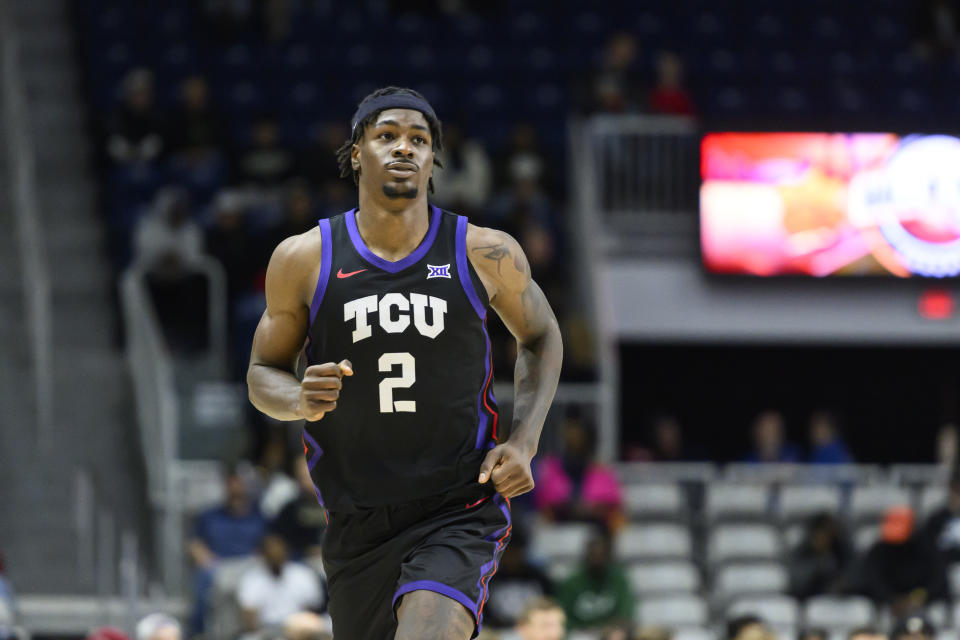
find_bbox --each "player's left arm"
[468,225,563,499]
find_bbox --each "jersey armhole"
[455,215,488,319]
[308,218,333,326]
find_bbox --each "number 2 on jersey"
[378,352,416,413]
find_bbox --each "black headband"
[350,94,438,138]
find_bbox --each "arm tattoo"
[472,243,510,275]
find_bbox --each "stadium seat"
[627,561,701,596]
[849,485,912,523]
[926,601,948,630]
[707,523,781,565]
[615,523,693,560]
[530,523,594,562]
[546,559,576,583]
[636,594,709,627]
[727,594,800,627]
[783,523,805,552]
[705,483,771,521]
[920,485,947,518]
[778,485,843,522]
[802,595,875,631]
[624,482,685,520]
[713,562,789,600]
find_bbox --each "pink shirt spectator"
[534,455,624,512]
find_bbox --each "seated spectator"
[483,528,553,628]
[848,628,887,640]
[557,529,633,630]
[263,180,321,258]
[634,628,672,640]
[935,423,958,468]
[921,465,960,562]
[648,51,696,116]
[744,410,800,463]
[233,114,297,191]
[431,122,492,216]
[105,68,166,166]
[206,191,257,300]
[86,628,130,640]
[515,597,565,640]
[283,611,331,640]
[726,616,775,640]
[852,506,949,618]
[167,75,225,161]
[254,431,298,520]
[188,463,267,634]
[135,187,209,352]
[788,512,853,599]
[807,411,854,464]
[911,0,960,61]
[238,533,323,632]
[135,614,181,640]
[599,625,631,640]
[493,123,552,199]
[588,32,643,114]
[891,614,935,640]
[272,457,326,560]
[534,410,624,529]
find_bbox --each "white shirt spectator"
[237,560,322,627]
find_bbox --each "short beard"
[382,183,418,199]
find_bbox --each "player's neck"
[354,195,431,262]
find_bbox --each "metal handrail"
[0,0,54,448]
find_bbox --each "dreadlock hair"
[335,86,444,193]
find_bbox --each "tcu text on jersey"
[343,292,448,343]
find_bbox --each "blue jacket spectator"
[744,410,801,463]
[808,411,854,464]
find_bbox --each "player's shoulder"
[465,223,530,294]
[465,222,520,253]
[270,226,322,272]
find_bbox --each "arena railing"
[0,0,54,448]
[121,255,229,595]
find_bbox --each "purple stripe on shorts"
[308,218,333,326]
[392,580,479,624]
[345,205,441,273]
[302,428,325,506]
[475,493,512,616]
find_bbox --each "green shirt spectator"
[557,530,634,629]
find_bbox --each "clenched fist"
[478,441,535,499]
[299,359,353,421]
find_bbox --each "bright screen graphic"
[700,132,960,277]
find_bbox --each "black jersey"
[302,205,500,513]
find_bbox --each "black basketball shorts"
[321,485,512,640]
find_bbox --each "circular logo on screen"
[870,135,960,277]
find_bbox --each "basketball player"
[247,87,563,640]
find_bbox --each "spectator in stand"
[134,187,209,352]
[789,512,852,600]
[534,410,624,529]
[233,114,297,191]
[431,122,492,217]
[557,529,633,631]
[283,611,331,640]
[921,465,960,562]
[237,533,323,632]
[634,628,672,640]
[135,614,181,640]
[891,615,935,640]
[493,123,552,199]
[807,411,854,464]
[0,552,14,622]
[849,628,888,640]
[298,123,354,214]
[272,457,326,560]
[744,410,800,463]
[188,462,267,634]
[483,528,553,628]
[106,68,166,166]
[167,75,225,160]
[852,506,949,618]
[726,616,775,640]
[86,628,130,640]
[254,431,298,521]
[935,423,958,468]
[515,597,565,640]
[206,190,256,300]
[589,32,643,114]
[911,0,960,61]
[264,180,320,255]
[648,51,696,116]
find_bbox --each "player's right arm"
[247,230,352,421]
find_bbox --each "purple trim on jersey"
[308,218,333,326]
[474,493,512,625]
[455,215,486,319]
[474,322,493,449]
[302,428,325,506]
[392,580,479,624]
[345,205,442,273]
